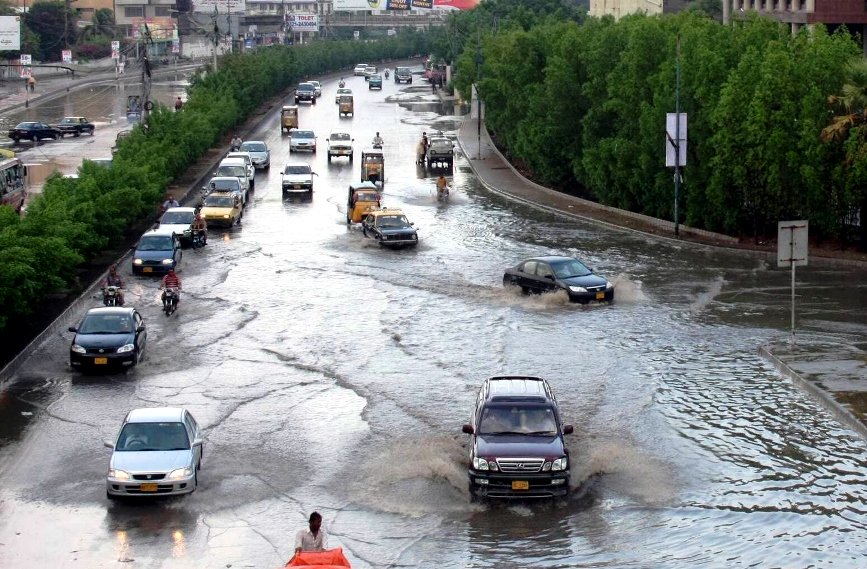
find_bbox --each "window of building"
[124,6,144,18]
[155,6,171,16]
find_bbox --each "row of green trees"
[0,30,433,334]
[444,9,866,247]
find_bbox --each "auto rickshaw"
[338,94,354,117]
[346,181,381,224]
[281,105,299,134]
[360,149,385,188]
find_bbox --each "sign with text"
[412,0,433,8]
[0,16,21,51]
[288,14,319,32]
[192,0,246,14]
[20,53,31,65]
[665,112,687,167]
[132,17,177,41]
[62,50,72,63]
[335,0,430,9]
[20,66,31,78]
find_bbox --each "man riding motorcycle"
[230,135,242,152]
[161,269,182,310]
[191,211,207,246]
[338,78,345,88]
[372,132,384,149]
[102,265,125,306]
[436,174,450,200]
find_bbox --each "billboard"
[0,16,21,51]
[334,0,431,9]
[433,0,479,9]
[287,14,319,32]
[192,0,247,14]
[133,18,177,41]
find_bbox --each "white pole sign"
[665,112,687,167]
[777,219,808,343]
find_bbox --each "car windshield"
[331,133,351,141]
[216,165,246,178]
[478,406,558,435]
[551,259,592,278]
[116,422,190,452]
[356,192,378,202]
[293,131,314,140]
[298,84,314,91]
[204,196,235,207]
[240,142,267,152]
[338,89,351,95]
[284,165,311,175]
[161,211,194,225]
[78,313,135,334]
[137,235,174,251]
[378,215,410,229]
[211,180,240,191]
[60,118,77,124]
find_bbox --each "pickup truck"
[55,116,95,137]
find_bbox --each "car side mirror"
[563,424,574,435]
[462,424,474,434]
[193,438,204,446]
[136,326,146,333]
[103,440,115,449]
[68,326,77,333]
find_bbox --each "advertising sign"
[412,0,433,7]
[335,0,431,9]
[191,0,247,14]
[433,0,479,8]
[62,50,72,63]
[111,40,120,59]
[172,39,180,54]
[0,16,20,51]
[20,54,31,65]
[288,14,319,32]
[132,17,177,41]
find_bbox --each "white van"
[215,157,253,196]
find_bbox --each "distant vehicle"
[158,207,198,247]
[7,122,61,143]
[104,407,203,498]
[346,181,380,224]
[214,159,252,200]
[68,307,147,371]
[361,208,418,248]
[327,131,354,163]
[335,87,352,103]
[502,255,614,304]
[55,116,95,137]
[132,227,182,275]
[0,157,27,213]
[368,74,383,90]
[462,376,574,500]
[200,191,242,227]
[239,140,270,169]
[395,67,412,84]
[204,176,245,206]
[282,163,315,195]
[225,151,256,179]
[294,82,317,105]
[354,63,369,76]
[425,135,455,169]
[309,80,322,97]
[288,129,317,153]
[364,65,377,80]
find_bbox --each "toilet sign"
[778,220,808,343]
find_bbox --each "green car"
[368,74,383,90]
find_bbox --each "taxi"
[200,191,242,228]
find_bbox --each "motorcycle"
[338,79,345,88]
[437,185,450,202]
[102,285,122,307]
[384,70,390,79]
[372,138,384,150]
[191,229,206,249]
[163,287,179,316]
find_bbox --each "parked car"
[395,67,413,84]
[215,157,253,196]
[55,116,95,137]
[281,163,315,195]
[239,140,270,169]
[309,80,322,97]
[354,63,369,76]
[327,131,354,163]
[335,87,352,103]
[200,191,242,227]
[68,307,147,371]
[104,407,203,498]
[132,227,182,275]
[288,129,317,153]
[425,135,455,169]
[502,255,614,304]
[158,207,198,247]
[8,122,61,143]
[361,208,418,248]
[294,82,317,104]
[462,376,573,500]
[368,74,383,90]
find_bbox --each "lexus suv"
[294,82,317,104]
[462,376,573,500]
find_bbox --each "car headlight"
[71,344,86,354]
[568,286,588,293]
[472,457,488,470]
[133,259,143,265]
[117,344,135,354]
[109,469,131,480]
[168,467,193,480]
[161,258,174,265]
[222,214,230,219]
[551,457,568,471]
[605,281,614,290]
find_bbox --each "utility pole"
[475,40,483,160]
[674,34,681,238]
[141,23,153,126]
[212,6,219,71]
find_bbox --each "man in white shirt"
[294,511,328,556]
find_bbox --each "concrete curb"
[759,344,867,440]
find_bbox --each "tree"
[25,1,77,62]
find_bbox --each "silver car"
[105,407,203,498]
[289,129,317,153]
[239,140,271,169]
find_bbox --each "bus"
[0,157,27,214]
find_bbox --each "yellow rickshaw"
[338,94,354,117]
[360,149,385,187]
[281,105,299,134]
[346,181,381,224]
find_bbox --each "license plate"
[140,483,158,492]
[294,185,302,189]
[143,267,152,273]
[596,292,605,300]
[94,357,108,365]
[511,480,529,491]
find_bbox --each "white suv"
[354,63,368,76]
[327,131,354,163]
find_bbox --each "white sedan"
[288,129,317,153]
[354,63,369,76]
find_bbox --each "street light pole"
[475,42,483,160]
[212,6,219,71]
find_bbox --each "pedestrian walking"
[174,97,183,112]
[27,76,36,93]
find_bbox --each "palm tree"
[821,58,867,143]
[78,8,116,43]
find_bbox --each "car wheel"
[521,286,530,295]
[74,132,80,137]
[31,134,38,142]
[327,154,332,162]
[312,146,316,154]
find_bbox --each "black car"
[503,255,614,304]
[294,82,317,105]
[69,307,147,371]
[8,122,62,143]
[462,376,573,500]
[395,67,413,84]
[55,116,95,137]
[361,209,419,248]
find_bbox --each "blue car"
[368,74,383,90]
[132,227,182,275]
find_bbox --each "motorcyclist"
[161,269,182,310]
[102,265,125,306]
[338,77,345,88]
[191,211,207,246]
[161,194,180,215]
[230,134,242,151]
[436,174,450,198]
[384,68,390,79]
[372,132,384,148]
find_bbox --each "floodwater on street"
[1,65,867,568]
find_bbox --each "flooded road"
[1,67,867,568]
